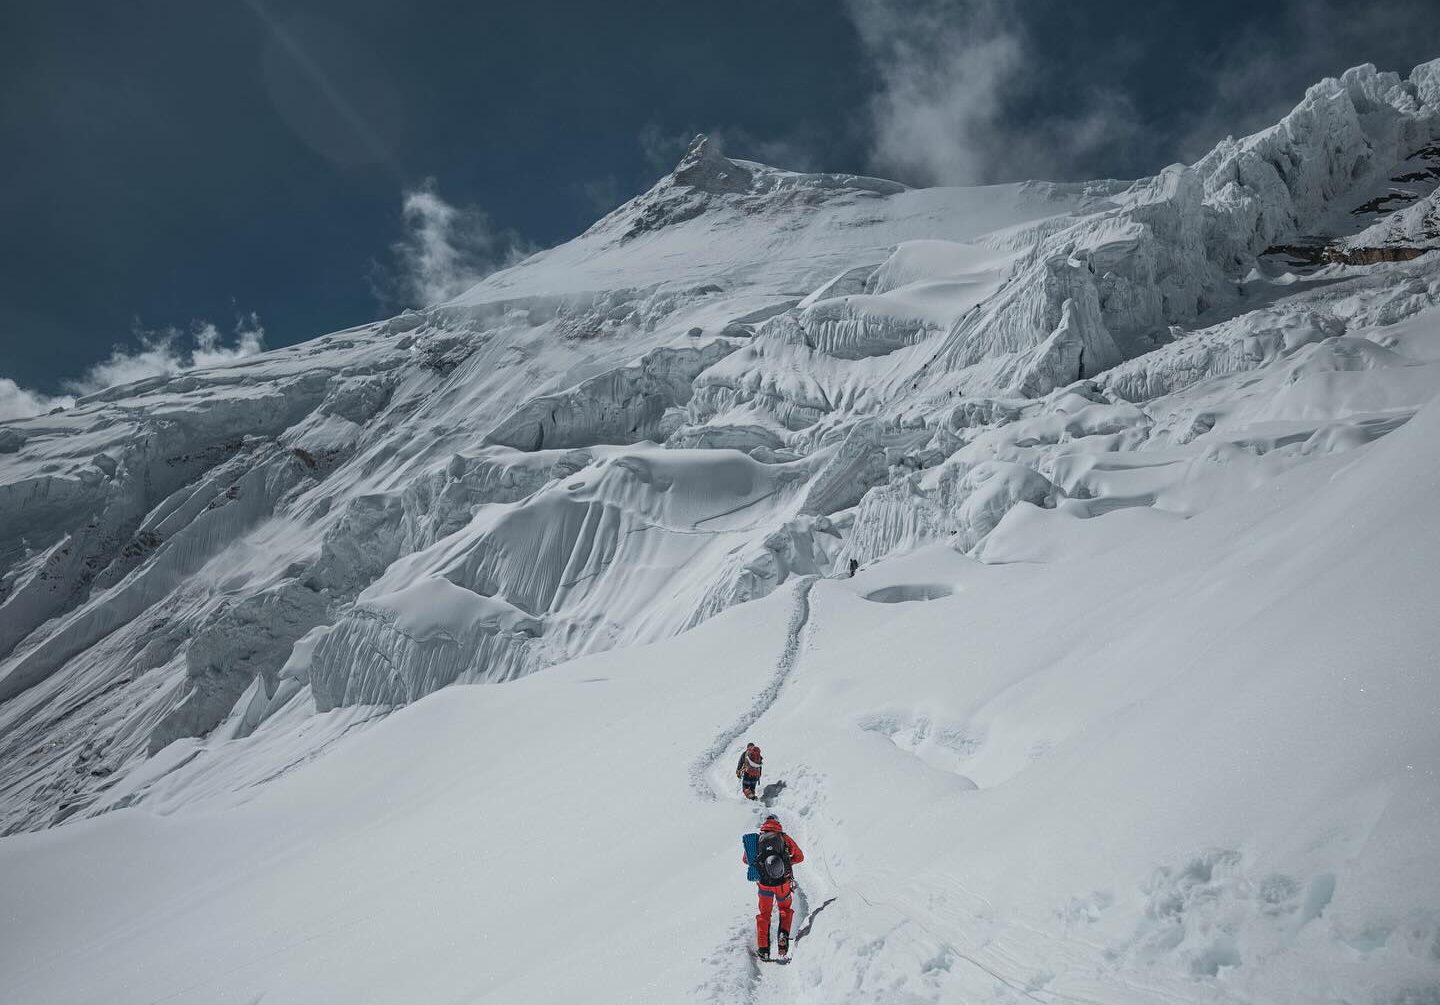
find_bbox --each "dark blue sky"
[3,0,1439,395]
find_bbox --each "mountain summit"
[593,132,908,243]
[671,134,755,193]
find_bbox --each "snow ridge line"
[688,575,818,801]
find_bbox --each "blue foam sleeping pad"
[742,832,760,881]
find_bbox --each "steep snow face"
[1,52,1439,871]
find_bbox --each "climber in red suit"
[743,814,805,960]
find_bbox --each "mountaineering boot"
[756,945,770,961]
[777,928,790,958]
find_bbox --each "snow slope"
[2,392,1438,1004]
[3,59,1440,1004]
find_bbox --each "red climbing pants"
[755,880,794,948]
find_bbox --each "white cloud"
[850,0,1019,186]
[378,179,529,309]
[0,378,71,421]
[0,315,265,421]
[846,0,1139,185]
[192,317,266,369]
[63,315,267,397]
[848,0,1440,186]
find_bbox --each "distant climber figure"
[736,742,762,799]
[742,814,805,960]
[847,558,858,577]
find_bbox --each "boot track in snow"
[689,576,825,1000]
[688,575,818,801]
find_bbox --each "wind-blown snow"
[3,59,1440,1005]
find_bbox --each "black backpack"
[755,830,791,885]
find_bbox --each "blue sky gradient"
[3,0,1438,395]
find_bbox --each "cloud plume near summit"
[376,179,530,309]
[847,0,1140,186]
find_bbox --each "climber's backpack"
[749,830,790,885]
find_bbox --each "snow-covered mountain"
[3,60,1440,1004]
